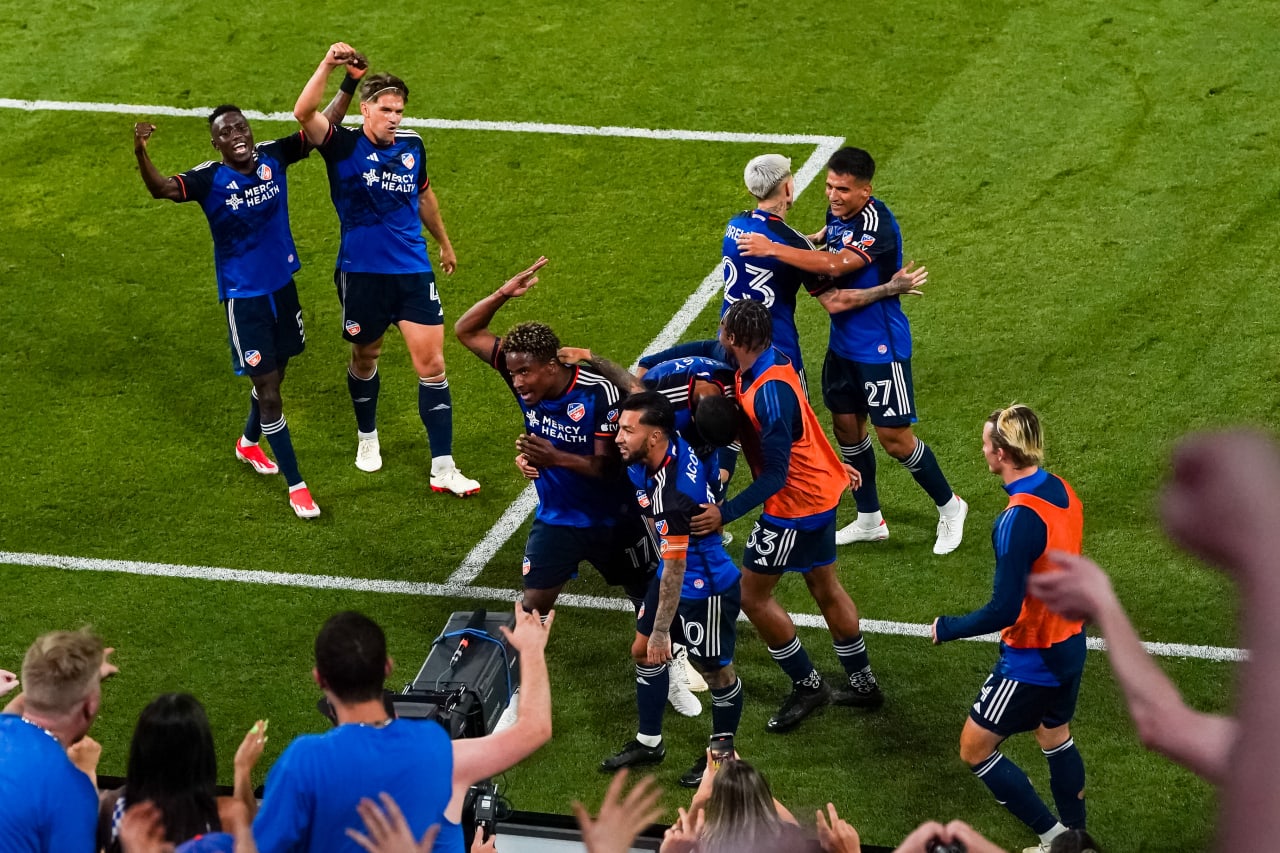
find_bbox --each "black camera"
[926,841,966,853]
[472,781,499,841]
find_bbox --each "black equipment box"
[394,610,520,738]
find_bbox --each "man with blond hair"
[932,405,1089,853]
[0,629,107,851]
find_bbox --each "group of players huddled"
[135,42,1092,852]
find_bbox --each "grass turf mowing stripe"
[0,551,1243,664]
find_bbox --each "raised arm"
[451,604,554,786]
[812,262,928,314]
[1031,552,1237,784]
[294,42,362,146]
[318,50,367,129]
[454,257,548,360]
[132,123,184,201]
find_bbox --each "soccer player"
[133,82,359,518]
[737,147,966,554]
[294,43,479,496]
[931,405,1088,853]
[602,391,744,787]
[692,300,884,732]
[722,154,927,385]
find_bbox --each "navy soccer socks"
[418,377,454,457]
[348,366,380,434]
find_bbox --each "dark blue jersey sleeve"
[260,132,310,167]
[719,377,801,524]
[638,339,728,370]
[936,506,1047,642]
[318,122,361,163]
[176,161,217,204]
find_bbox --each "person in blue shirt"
[737,147,966,556]
[294,43,478,497]
[454,258,660,617]
[601,391,744,788]
[133,87,357,519]
[931,405,1088,853]
[0,628,108,853]
[253,605,553,853]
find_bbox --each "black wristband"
[339,74,360,95]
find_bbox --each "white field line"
[448,135,844,585]
[0,98,842,146]
[0,552,1245,663]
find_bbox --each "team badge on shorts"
[637,603,646,619]
[344,320,362,336]
[635,489,651,508]
[256,163,273,181]
[244,350,262,367]
[401,152,415,170]
[567,402,585,422]
[522,556,532,576]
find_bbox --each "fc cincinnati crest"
[400,152,415,170]
[567,402,585,422]
[344,320,362,336]
[522,557,531,576]
[256,163,272,181]
[244,350,262,367]
[693,578,705,589]
[636,490,651,508]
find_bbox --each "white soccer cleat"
[673,644,708,693]
[720,530,734,547]
[235,438,279,475]
[835,519,890,545]
[355,435,382,472]
[667,670,703,717]
[934,496,969,555]
[1022,845,1050,853]
[430,466,481,497]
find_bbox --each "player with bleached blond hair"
[931,405,1090,853]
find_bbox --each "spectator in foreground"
[253,603,554,853]
[100,693,267,852]
[0,628,109,852]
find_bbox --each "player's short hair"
[207,104,243,128]
[692,394,740,448]
[721,300,773,353]
[827,146,876,182]
[987,404,1044,468]
[621,391,676,435]
[503,322,561,364]
[361,73,410,104]
[1048,829,1102,853]
[744,154,792,200]
[314,611,387,703]
[20,628,104,716]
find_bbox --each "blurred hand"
[1031,552,1118,621]
[573,769,663,853]
[659,806,704,853]
[816,802,861,853]
[235,720,269,773]
[67,735,102,780]
[118,801,176,853]
[346,792,440,853]
[500,601,555,657]
[0,669,18,698]
[514,454,540,480]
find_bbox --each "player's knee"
[960,741,988,766]
[880,428,916,459]
[630,637,650,663]
[351,348,381,376]
[413,349,446,378]
[703,664,734,690]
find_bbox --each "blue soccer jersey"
[492,344,634,528]
[318,123,433,275]
[628,436,739,600]
[640,356,735,437]
[721,209,822,372]
[177,133,308,301]
[824,197,910,363]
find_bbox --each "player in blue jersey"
[931,406,1088,852]
[133,82,360,518]
[723,153,928,388]
[601,391,743,787]
[294,43,478,496]
[454,259,661,617]
[737,147,966,555]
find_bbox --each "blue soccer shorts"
[335,270,442,343]
[743,515,836,575]
[636,575,740,669]
[821,350,917,428]
[224,280,305,377]
[522,516,656,592]
[968,670,1083,737]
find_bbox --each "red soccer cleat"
[236,438,279,475]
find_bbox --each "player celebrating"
[133,81,359,518]
[692,301,883,732]
[932,405,1088,853]
[737,147,965,554]
[602,391,743,787]
[722,154,927,386]
[293,43,478,496]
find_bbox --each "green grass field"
[4,0,1279,849]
